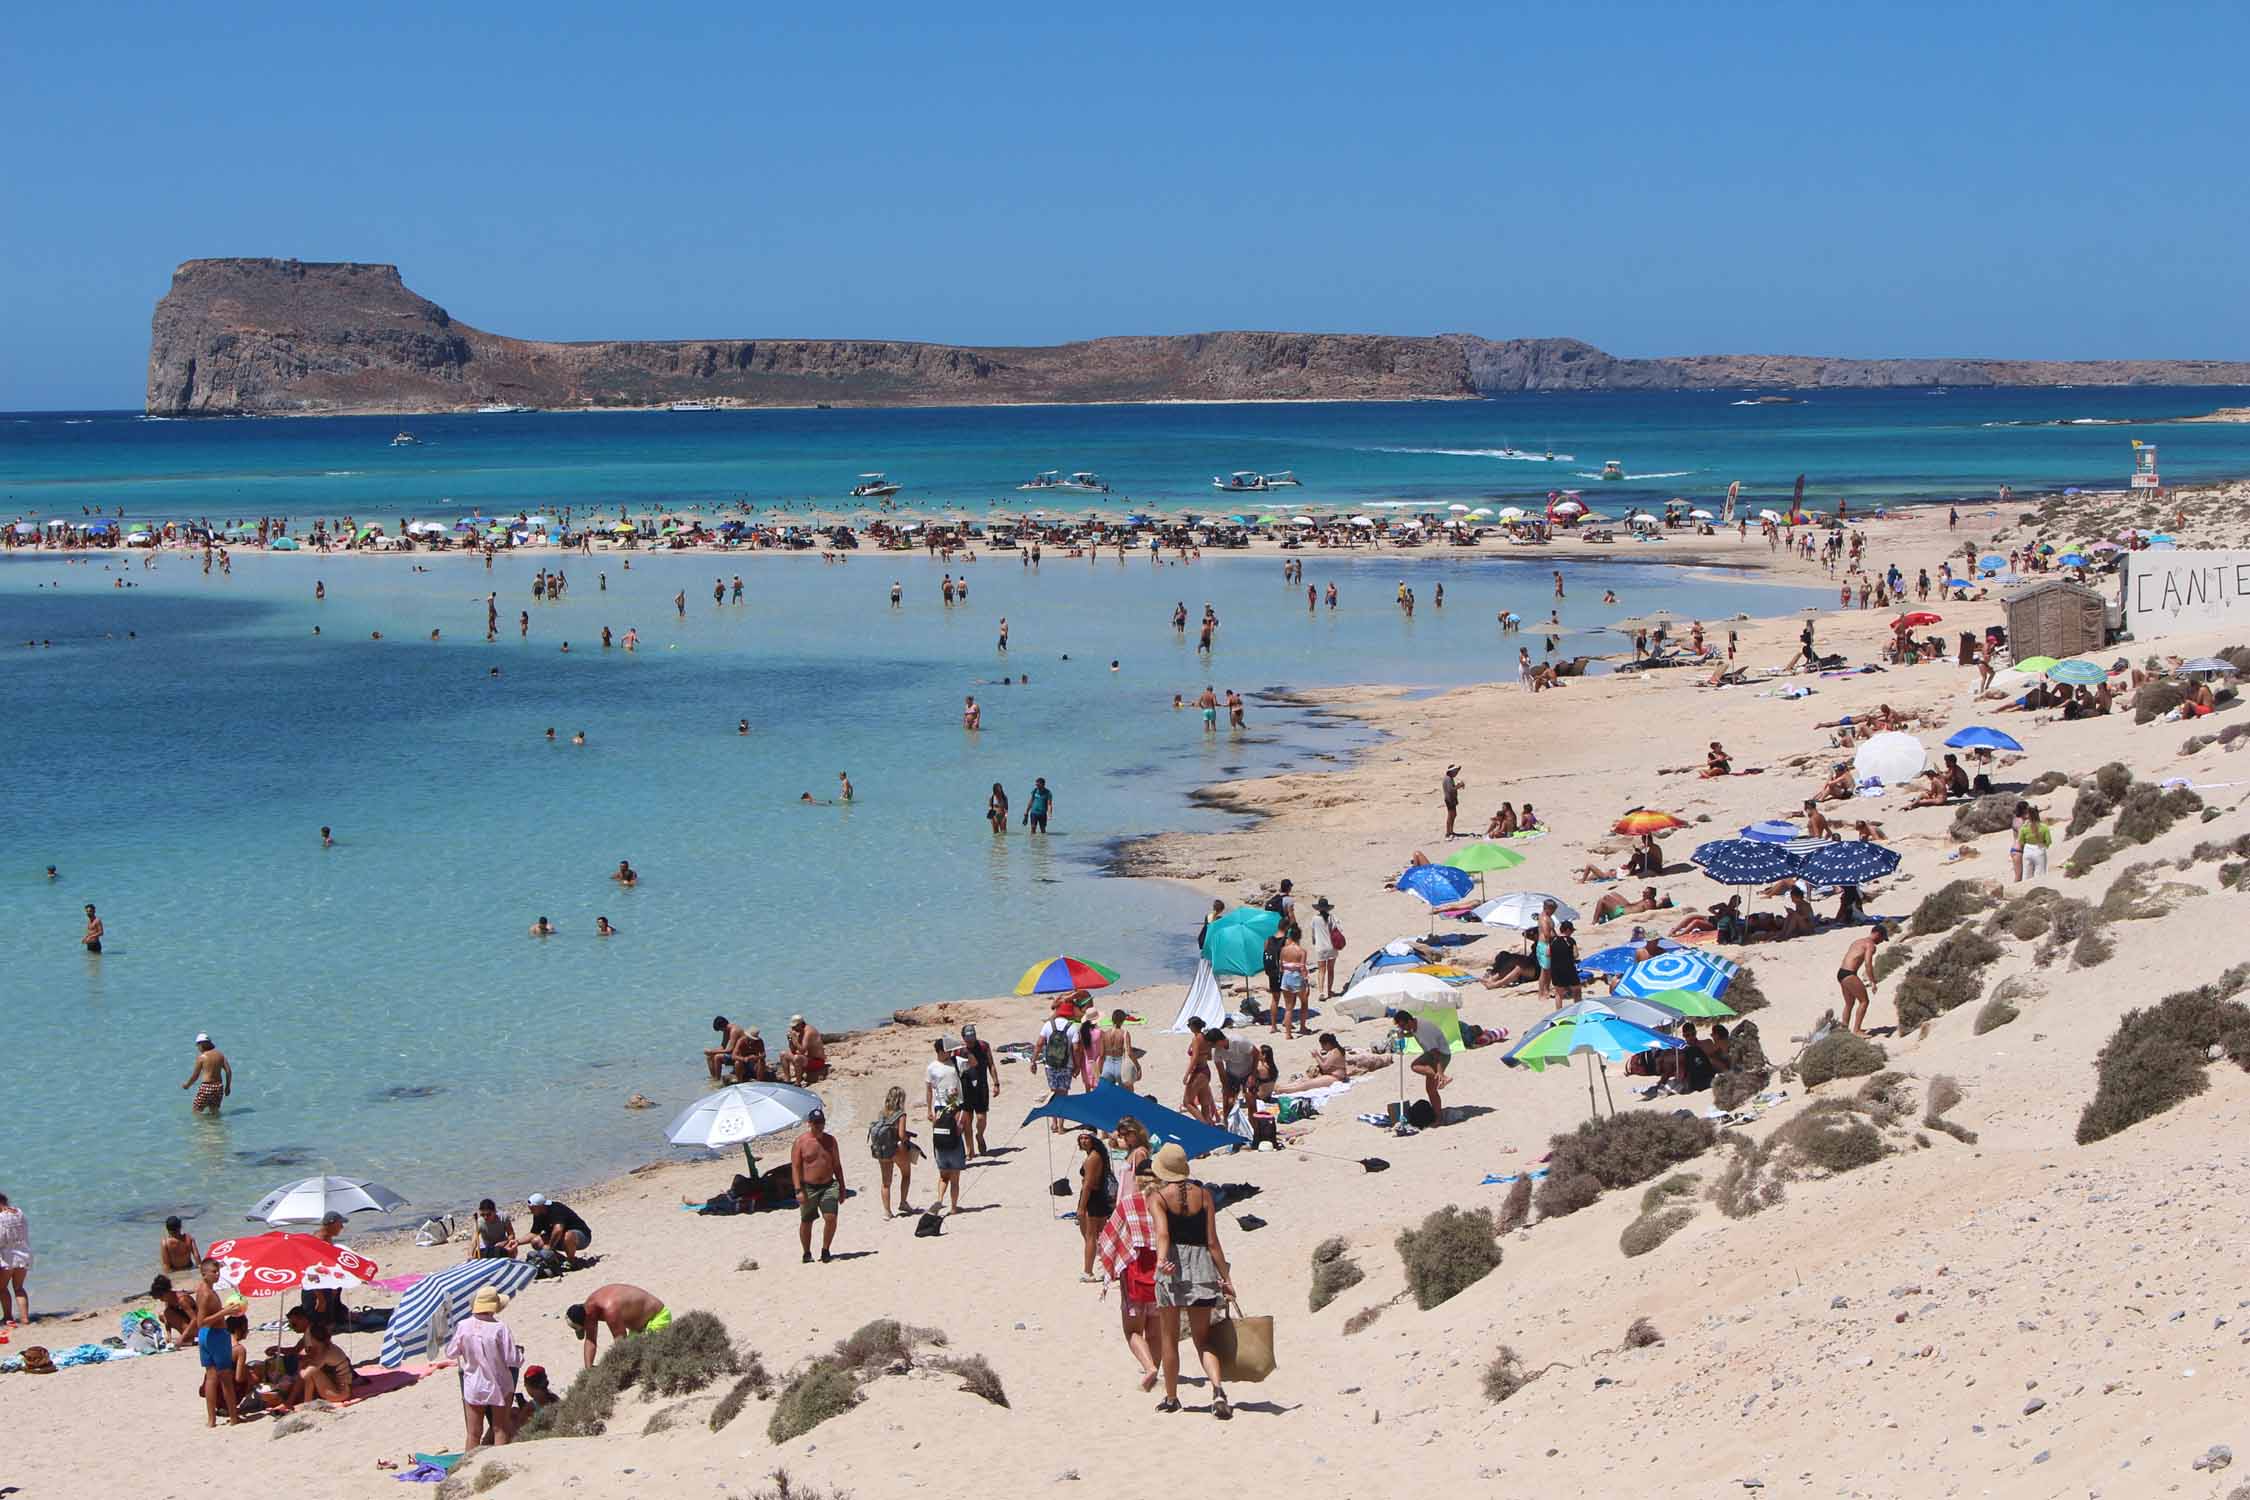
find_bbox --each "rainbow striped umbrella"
[1014,955,1120,996]
[1614,809,1690,836]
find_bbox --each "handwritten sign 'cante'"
[2124,550,2250,637]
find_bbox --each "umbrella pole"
[1585,1052,1599,1119]
[1600,1059,1618,1117]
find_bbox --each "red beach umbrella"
[1890,611,1942,629]
[204,1231,380,1296]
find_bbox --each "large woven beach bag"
[1209,1301,1275,1384]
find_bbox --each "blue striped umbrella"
[1616,948,1738,1000]
[1396,864,1476,906]
[1739,820,1800,843]
[2046,659,2106,686]
[379,1258,539,1367]
[1944,726,2024,752]
[1798,840,1901,885]
[1978,554,2007,571]
[1692,838,1800,886]
[1577,939,1683,976]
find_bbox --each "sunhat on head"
[1151,1143,1191,1182]
[472,1286,509,1315]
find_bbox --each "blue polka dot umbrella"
[1692,838,1801,886]
[1797,840,1901,886]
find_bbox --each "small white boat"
[1065,471,1110,493]
[1214,471,1271,493]
[1600,460,1626,481]
[1018,470,1066,491]
[669,401,715,412]
[475,403,529,414]
[390,431,421,446]
[1263,470,1301,487]
[850,473,902,499]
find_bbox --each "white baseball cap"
[526,1193,550,1207]
[195,1033,210,1044]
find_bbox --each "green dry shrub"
[2134,682,2188,724]
[1727,1020,1768,1073]
[2077,966,2250,1144]
[1973,996,2019,1034]
[2092,761,2135,800]
[1853,1070,1917,1126]
[709,1363,774,1433]
[2188,832,2250,868]
[2182,733,2215,755]
[2068,834,2127,875]
[1311,1235,1348,1266]
[1621,1316,1664,1349]
[1910,879,1999,936]
[1873,942,1916,982]
[1894,928,2005,1029]
[1923,1074,1977,1144]
[1721,967,1770,1014]
[1396,1206,1502,1309]
[930,1354,1009,1408]
[1989,886,2070,941]
[1482,1345,1540,1403]
[2101,863,2202,923]
[2073,928,2117,967]
[435,1463,515,1500]
[1712,1067,1772,1112]
[767,1358,862,1444]
[1533,1171,1602,1220]
[2066,789,2115,838]
[2026,770,2070,795]
[1542,1111,1718,1197]
[642,1403,689,1436]
[1619,1206,1695,1258]
[1342,1305,1383,1337]
[1950,793,2020,839]
[1638,1173,1702,1213]
[1775,1098,1888,1172]
[629,1311,742,1397]
[834,1319,914,1372]
[1309,1244,1365,1313]
[2114,784,2203,844]
[748,1472,851,1500]
[2030,898,2098,967]
[1496,1175,1534,1234]
[1797,1031,1888,1088]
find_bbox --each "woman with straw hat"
[443,1283,523,1450]
[1147,1144,1236,1419]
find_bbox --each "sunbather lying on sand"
[1592,886,1668,923]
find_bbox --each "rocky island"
[145,258,2250,416]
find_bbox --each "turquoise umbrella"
[1502,1011,1684,1118]
[1202,907,1280,977]
[2046,659,2106,686]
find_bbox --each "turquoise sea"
[4,389,2247,1307]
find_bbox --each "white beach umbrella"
[248,1175,409,1226]
[1350,515,1376,526]
[1689,509,1715,519]
[1292,515,1315,525]
[1757,509,1783,521]
[1336,970,1459,1021]
[1472,892,1578,929]
[1551,500,1585,516]
[1448,504,1471,514]
[1496,507,1525,520]
[664,1082,825,1169]
[1470,507,1494,518]
[1852,731,1927,788]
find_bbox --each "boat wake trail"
[1574,469,1696,482]
[1369,446,1577,462]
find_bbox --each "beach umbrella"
[1613,809,1689,836]
[269,536,300,550]
[1576,939,1683,976]
[2090,541,2121,554]
[1202,909,1281,977]
[1616,948,1738,1000]
[2046,659,2106,686]
[1471,892,1577,929]
[378,1258,538,1368]
[1448,504,1470,514]
[1852,731,1926,788]
[2180,658,2241,676]
[1021,1081,1245,1160]
[1945,726,2024,752]
[1013,956,1120,996]
[1798,840,1901,885]
[1340,970,1460,1012]
[2059,553,2088,567]
[1890,611,1942,629]
[204,1231,380,1297]
[1470,507,1494,518]
[1448,842,1528,880]
[2011,655,2060,675]
[1503,1012,1683,1117]
[248,1175,408,1227]
[1977,554,2007,571]
[1552,499,1586,516]
[1396,863,1476,907]
[1516,996,1690,1043]
[1496,506,1525,520]
[1689,508,1715,520]
[1739,819,1800,843]
[1631,986,1737,1020]
[663,1082,825,1173]
[1691,838,1800,885]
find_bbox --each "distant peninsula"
[144,258,2250,416]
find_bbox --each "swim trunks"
[84,939,101,953]
[1202,708,1216,725]
[639,1305,672,1336]
[798,1180,841,1220]
[194,1082,223,1110]
[199,1325,231,1370]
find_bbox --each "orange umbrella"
[1613,809,1689,835]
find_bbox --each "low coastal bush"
[1541,1112,1716,1201]
[709,1364,774,1433]
[1779,1100,1889,1172]
[2029,899,2098,966]
[931,1354,1009,1408]
[2114,784,2203,844]
[1894,928,2005,1029]
[642,1403,689,1436]
[1496,1175,1534,1234]
[1308,1238,1365,1313]
[1873,942,1916,982]
[1853,1071,1918,1126]
[1397,1206,1502,1309]
[1797,1031,1887,1088]
[2026,770,2071,795]
[1727,1020,1768,1074]
[1711,1067,1771,1112]
[1989,887,2070,941]
[1620,1206,1695,1259]
[1639,1173,1701,1213]
[434,1463,513,1500]
[834,1319,921,1372]
[523,1312,742,1440]
[1342,1305,1383,1336]
[750,1472,851,1500]
[2072,929,2117,968]
[1482,1345,1540,1403]
[2077,966,2250,1144]
[2067,834,2127,876]
[1910,879,1999,936]
[767,1358,862,1444]
[1721,967,1769,1014]
[1950,794,2020,839]
[1924,1074,1977,1144]
[1622,1316,1664,1349]
[2092,761,2134,800]
[1973,996,2019,1034]
[1534,1172,1602,1220]
[2133,682,2188,724]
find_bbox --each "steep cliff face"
[144,260,2250,415]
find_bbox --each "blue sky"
[4,1,2246,408]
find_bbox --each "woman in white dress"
[1308,897,1341,1000]
[0,1192,30,1324]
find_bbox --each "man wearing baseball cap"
[790,1107,846,1263]
[182,1033,232,1115]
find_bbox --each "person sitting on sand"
[1592,885,1667,924]
[1481,943,1541,989]
[469,1199,518,1261]
[705,1015,754,1082]
[1668,898,1732,940]
[566,1285,670,1369]
[1852,819,1886,841]
[524,1195,591,1265]
[285,1316,356,1407]
[1802,801,1836,840]
[1814,762,1855,802]
[1626,834,1666,877]
[515,1366,559,1419]
[1701,741,1732,778]
[1485,802,1518,838]
[149,1273,198,1345]
[1777,886,1816,940]
[778,1015,827,1084]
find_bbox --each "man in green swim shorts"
[566,1284,668,1368]
[792,1108,847,1264]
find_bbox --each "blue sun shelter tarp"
[379,1257,538,1367]
[1021,1081,1247,1160]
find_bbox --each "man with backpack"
[1036,998,1081,1133]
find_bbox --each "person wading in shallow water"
[182,1034,232,1114]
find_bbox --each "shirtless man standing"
[192,1258,241,1427]
[566,1284,669,1368]
[82,903,103,954]
[1836,924,1889,1035]
[791,1109,845,1263]
[182,1034,231,1114]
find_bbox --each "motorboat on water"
[1600,460,1626,481]
[668,401,715,412]
[1214,471,1271,493]
[390,431,421,446]
[475,402,530,414]
[1019,470,1067,491]
[1263,470,1300,487]
[1065,471,1110,493]
[850,473,902,499]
